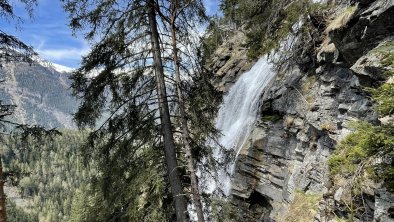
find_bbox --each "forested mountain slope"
[0,55,83,221]
[0,59,77,129]
[2,130,92,221]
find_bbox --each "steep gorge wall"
[209,0,394,221]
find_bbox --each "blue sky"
[0,0,220,68]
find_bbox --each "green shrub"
[328,29,394,222]
[382,51,394,68]
[382,51,394,76]
[369,83,394,116]
[329,121,394,191]
[252,0,328,58]
[371,40,394,76]
[202,19,227,62]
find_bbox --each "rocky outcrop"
[374,189,394,221]
[231,62,379,221]
[208,31,254,92]
[350,38,394,84]
[211,1,394,221]
[330,0,394,66]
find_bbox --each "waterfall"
[202,56,276,196]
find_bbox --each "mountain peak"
[50,63,74,73]
[32,55,75,73]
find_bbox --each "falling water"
[202,56,277,196]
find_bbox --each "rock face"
[232,63,378,221]
[330,0,394,66]
[208,31,254,92]
[210,1,394,221]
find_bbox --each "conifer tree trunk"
[170,15,205,222]
[0,158,6,222]
[147,1,187,221]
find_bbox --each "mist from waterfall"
[201,56,276,196]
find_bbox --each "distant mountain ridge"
[33,57,75,73]
[0,58,78,129]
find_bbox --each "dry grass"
[325,6,357,33]
[284,116,295,129]
[320,122,336,132]
[301,76,317,105]
[301,76,317,94]
[285,190,322,222]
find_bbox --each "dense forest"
[2,131,91,221]
[0,0,393,221]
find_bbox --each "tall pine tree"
[63,0,222,220]
[64,0,188,220]
[156,0,207,220]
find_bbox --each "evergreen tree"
[63,0,191,220]
[157,1,208,220]
[147,1,188,220]
[63,0,222,220]
[0,0,37,65]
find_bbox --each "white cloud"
[37,46,89,61]
[33,35,90,64]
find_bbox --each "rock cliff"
[209,0,394,221]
